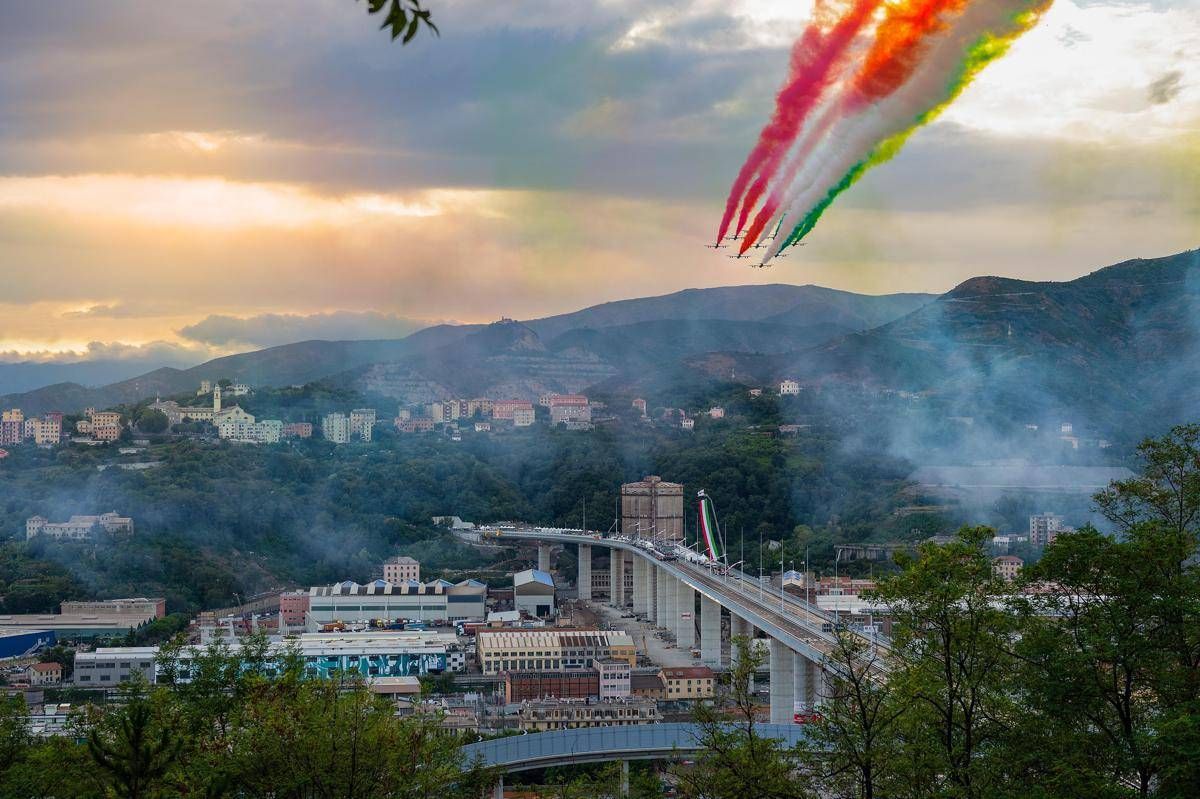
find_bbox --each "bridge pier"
[493,775,504,799]
[657,573,676,633]
[729,614,753,691]
[645,563,658,623]
[538,544,552,573]
[610,553,625,608]
[620,760,630,797]
[675,582,695,649]
[700,595,721,667]
[769,639,795,724]
[578,543,592,601]
[815,662,830,709]
[630,557,646,615]
[794,652,810,713]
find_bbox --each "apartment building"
[349,409,377,442]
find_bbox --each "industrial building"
[0,609,156,640]
[74,631,464,686]
[305,578,487,627]
[476,629,636,675]
[513,569,555,618]
[620,475,684,541]
[0,629,55,660]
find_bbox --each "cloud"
[177,311,440,348]
[1149,70,1184,106]
[0,340,207,366]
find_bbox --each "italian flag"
[698,491,724,562]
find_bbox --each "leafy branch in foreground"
[358,0,439,43]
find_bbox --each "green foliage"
[87,696,183,799]
[358,0,438,44]
[135,409,169,435]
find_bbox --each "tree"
[806,631,903,799]
[871,526,1019,799]
[136,409,169,434]
[87,697,183,799]
[675,636,810,799]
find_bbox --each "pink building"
[492,400,534,420]
[282,422,313,439]
[632,398,647,415]
[279,591,310,627]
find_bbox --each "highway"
[482,525,891,674]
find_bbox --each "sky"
[0,0,1197,367]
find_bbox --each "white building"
[306,578,487,626]
[512,407,535,427]
[780,379,801,396]
[1029,513,1072,548]
[514,569,556,618]
[26,512,134,541]
[322,413,351,444]
[225,382,252,397]
[350,409,377,442]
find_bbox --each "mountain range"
[0,285,933,414]
[3,249,1198,429]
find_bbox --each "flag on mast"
[697,490,724,563]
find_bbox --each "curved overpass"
[461,723,808,772]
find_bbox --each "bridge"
[462,723,808,796]
[481,525,891,724]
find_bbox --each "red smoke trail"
[738,0,969,254]
[715,0,880,246]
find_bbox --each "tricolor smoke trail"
[717,0,1053,265]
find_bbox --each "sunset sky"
[1,0,1197,366]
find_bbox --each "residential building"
[218,413,283,444]
[226,382,252,397]
[24,662,63,686]
[305,578,487,626]
[993,555,1024,582]
[630,672,666,700]
[492,400,534,421]
[1029,512,1072,548]
[513,569,555,618]
[621,475,684,541]
[395,418,437,433]
[350,408,377,441]
[708,407,725,419]
[680,418,694,431]
[282,422,313,439]
[474,421,491,433]
[87,409,123,442]
[632,398,647,415]
[749,388,763,397]
[512,406,536,427]
[198,380,212,395]
[517,697,661,731]
[1,409,24,445]
[383,556,420,583]
[395,408,411,422]
[322,413,351,444]
[60,598,165,618]
[24,414,62,446]
[476,629,637,674]
[428,401,461,424]
[548,395,591,425]
[26,512,134,541]
[465,398,494,417]
[595,658,631,699]
[660,665,715,700]
[780,379,801,396]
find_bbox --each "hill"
[1,285,932,413]
[721,249,1200,430]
